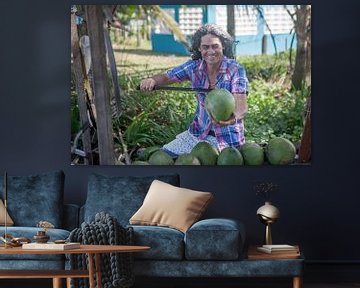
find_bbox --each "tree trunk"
[298,96,311,163]
[227,5,236,57]
[85,5,115,165]
[292,5,311,90]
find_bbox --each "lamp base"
[265,223,272,245]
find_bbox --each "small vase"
[33,230,50,243]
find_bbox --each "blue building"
[151,5,297,56]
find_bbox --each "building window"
[215,6,257,36]
[179,7,203,35]
[263,5,295,35]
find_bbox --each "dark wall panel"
[0,1,359,264]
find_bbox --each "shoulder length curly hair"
[189,24,235,60]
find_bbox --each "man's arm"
[233,93,248,120]
[140,74,174,91]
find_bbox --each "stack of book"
[256,244,299,254]
[248,244,300,259]
[22,242,81,250]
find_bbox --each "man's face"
[198,34,224,65]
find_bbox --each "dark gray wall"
[1,0,359,266]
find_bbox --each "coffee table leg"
[88,253,95,288]
[66,277,72,288]
[95,253,102,288]
[293,276,302,288]
[52,278,62,288]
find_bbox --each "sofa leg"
[53,278,62,288]
[293,276,302,288]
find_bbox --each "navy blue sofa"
[80,173,304,284]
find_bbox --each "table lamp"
[256,201,280,245]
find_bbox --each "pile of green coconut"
[131,136,296,166]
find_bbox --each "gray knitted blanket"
[68,212,134,288]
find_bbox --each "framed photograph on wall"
[70,4,311,166]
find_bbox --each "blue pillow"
[0,170,64,227]
[83,173,180,225]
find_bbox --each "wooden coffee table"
[0,244,150,288]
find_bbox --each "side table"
[247,245,304,288]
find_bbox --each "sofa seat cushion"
[130,225,184,260]
[0,227,70,261]
[184,218,245,260]
[83,174,180,226]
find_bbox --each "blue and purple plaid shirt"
[166,56,248,150]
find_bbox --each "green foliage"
[112,73,196,158]
[245,78,309,145]
[238,50,294,82]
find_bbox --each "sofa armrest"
[184,218,246,260]
[63,203,80,231]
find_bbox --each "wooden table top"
[0,244,150,255]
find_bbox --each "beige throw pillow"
[0,199,14,226]
[130,180,213,233]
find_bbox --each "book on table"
[22,242,81,250]
[248,245,300,259]
[256,244,299,254]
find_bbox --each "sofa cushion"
[0,226,70,261]
[184,218,245,260]
[0,199,14,226]
[0,171,64,227]
[130,225,184,260]
[130,180,213,233]
[83,174,180,226]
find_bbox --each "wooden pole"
[85,5,115,165]
[71,13,93,165]
[104,25,122,116]
[298,97,311,163]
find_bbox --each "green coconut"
[240,142,265,165]
[205,89,235,122]
[174,153,201,165]
[217,147,244,165]
[138,146,161,161]
[191,142,219,165]
[265,137,296,165]
[148,150,174,165]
